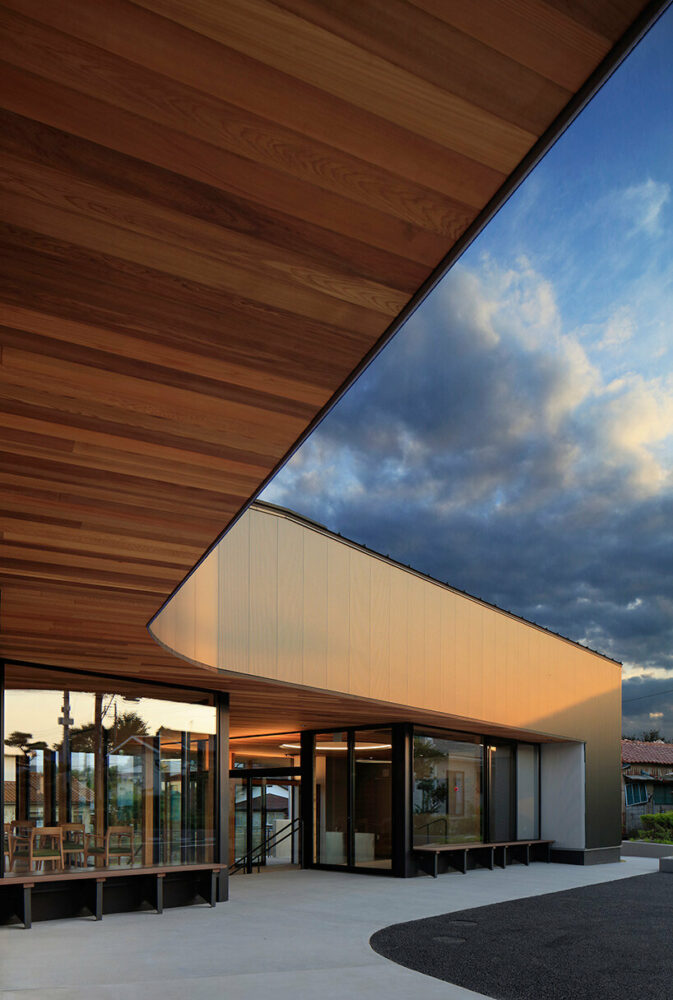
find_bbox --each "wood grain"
[0,0,653,715]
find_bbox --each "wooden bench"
[0,863,226,928]
[413,839,554,878]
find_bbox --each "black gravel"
[370,872,673,1000]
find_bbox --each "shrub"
[637,811,673,843]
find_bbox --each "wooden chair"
[86,826,134,867]
[6,819,35,871]
[12,826,64,872]
[60,823,86,868]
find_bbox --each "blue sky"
[263,9,673,739]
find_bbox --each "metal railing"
[229,817,303,875]
[417,816,448,843]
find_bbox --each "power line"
[623,686,673,705]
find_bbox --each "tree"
[622,728,669,742]
[4,731,48,756]
[5,731,34,756]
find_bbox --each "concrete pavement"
[0,856,658,1000]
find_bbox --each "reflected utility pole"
[58,690,74,821]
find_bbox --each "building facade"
[150,502,623,874]
[2,502,623,921]
[621,739,673,835]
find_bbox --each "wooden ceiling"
[0,0,661,723]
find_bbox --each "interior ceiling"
[0,0,661,717]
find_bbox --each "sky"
[262,9,673,740]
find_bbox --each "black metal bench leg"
[209,869,217,906]
[461,849,467,874]
[433,853,438,879]
[22,884,32,929]
[95,878,105,920]
[156,874,164,914]
[524,844,530,866]
[217,869,228,903]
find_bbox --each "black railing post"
[300,732,313,868]
[216,692,229,901]
[392,723,412,877]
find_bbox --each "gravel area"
[370,872,673,1000]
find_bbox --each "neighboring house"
[621,739,673,835]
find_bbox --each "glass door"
[250,777,266,866]
[230,776,248,867]
[228,772,301,871]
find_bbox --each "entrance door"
[229,773,301,871]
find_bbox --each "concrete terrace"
[0,857,659,1000]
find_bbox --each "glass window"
[3,666,216,877]
[353,729,392,869]
[229,733,301,769]
[516,744,540,839]
[313,732,348,864]
[413,730,483,846]
[625,781,648,806]
[489,742,515,842]
[653,784,673,806]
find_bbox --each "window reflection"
[413,730,483,845]
[229,732,301,769]
[3,667,216,877]
[313,732,348,864]
[354,729,392,868]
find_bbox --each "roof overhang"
[0,0,668,683]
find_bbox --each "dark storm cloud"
[622,675,673,740]
[264,261,673,732]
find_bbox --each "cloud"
[620,178,670,236]
[594,178,671,244]
[263,258,673,709]
[597,306,635,350]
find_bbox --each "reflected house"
[0,0,661,925]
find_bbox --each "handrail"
[229,817,302,875]
[417,816,448,843]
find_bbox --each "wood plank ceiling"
[0,0,660,724]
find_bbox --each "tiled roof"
[621,740,673,765]
[3,776,94,806]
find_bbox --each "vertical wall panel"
[249,509,278,678]
[277,517,304,685]
[218,513,250,673]
[303,529,328,689]
[541,743,586,849]
[349,550,371,696]
[388,570,408,705]
[406,575,425,708]
[173,574,196,663]
[482,604,496,724]
[424,584,441,712]
[193,547,219,668]
[369,558,391,702]
[326,539,350,692]
[439,591,456,710]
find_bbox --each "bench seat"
[413,839,554,877]
[0,863,226,928]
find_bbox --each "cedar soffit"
[0,0,663,677]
